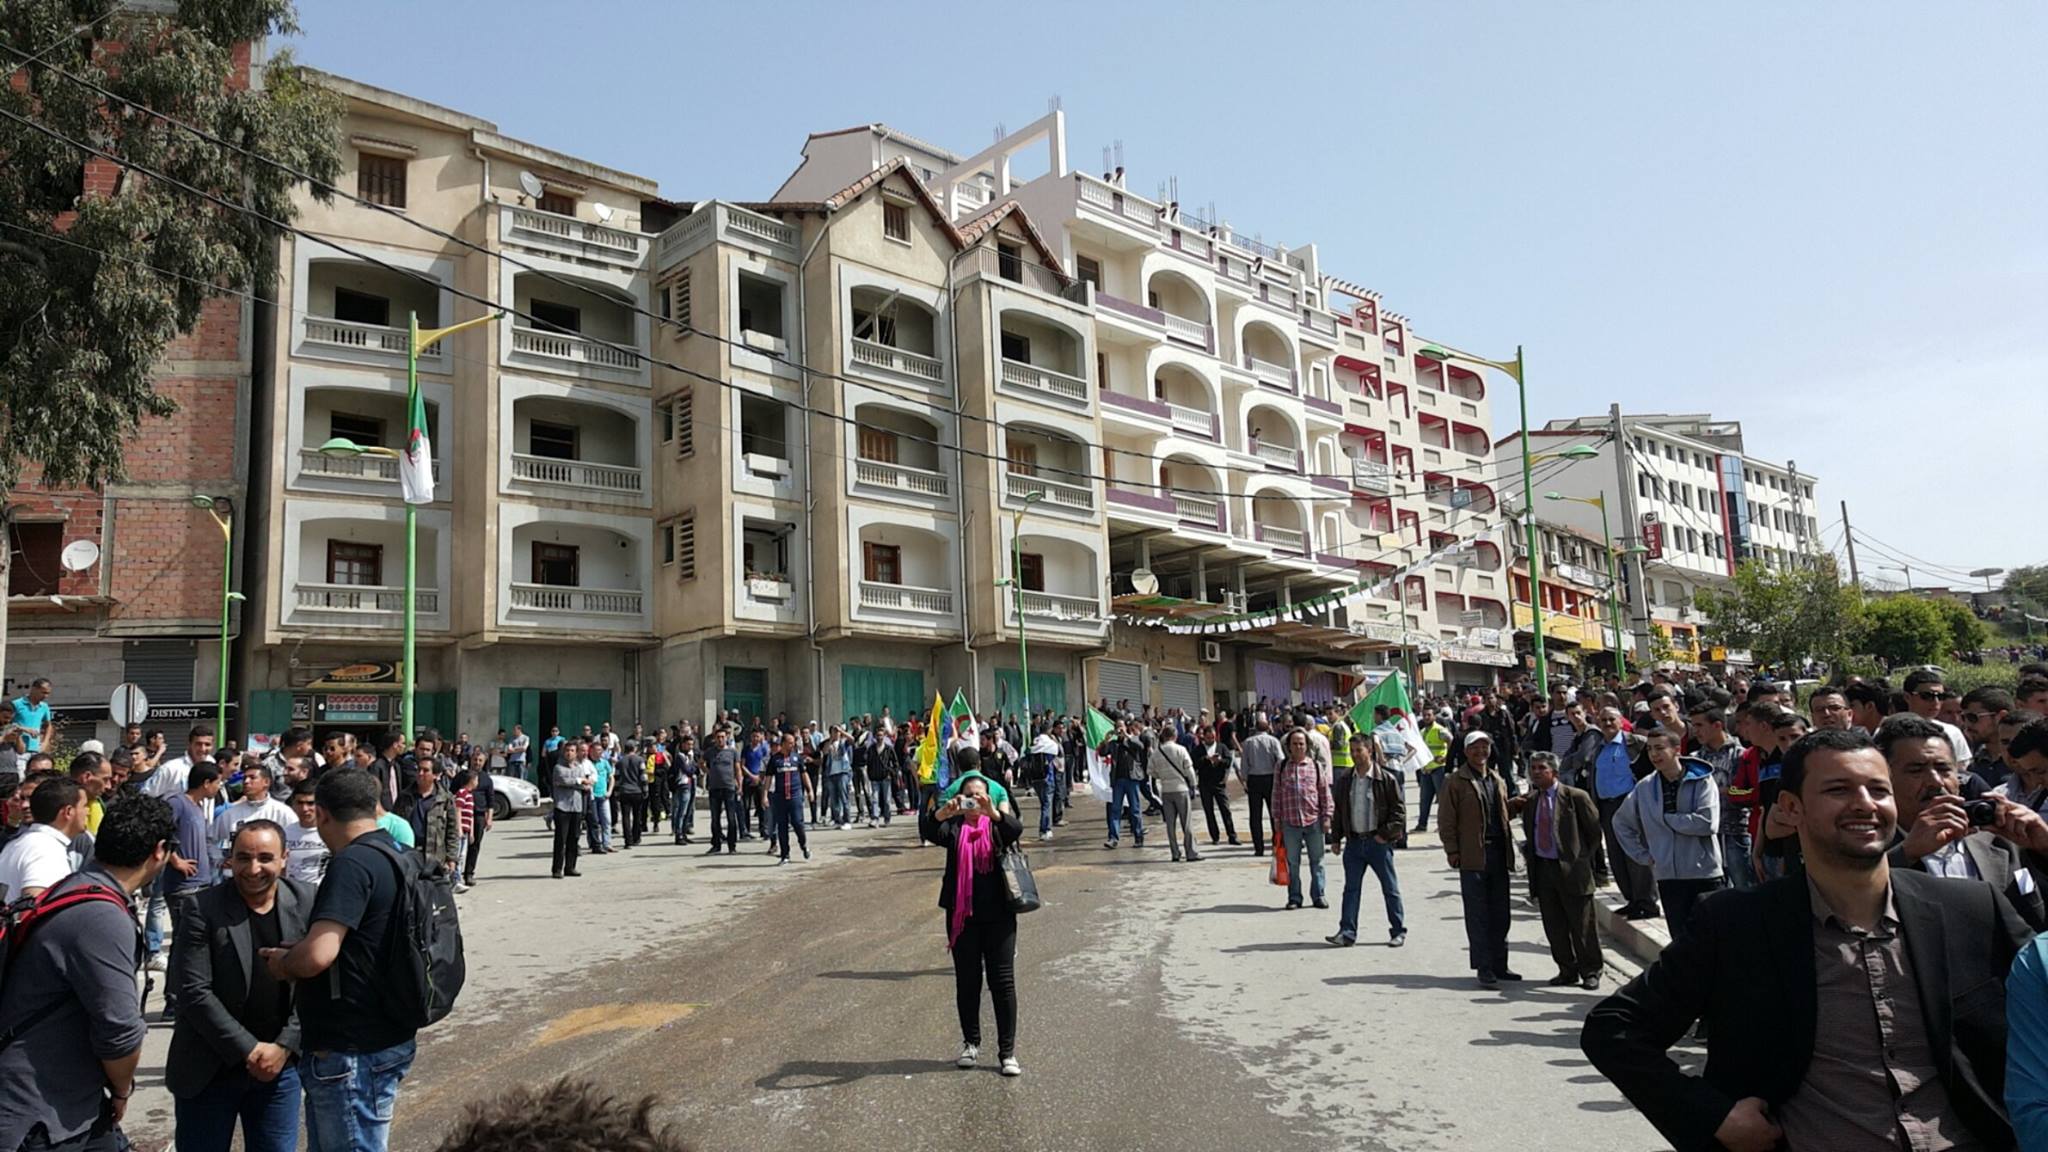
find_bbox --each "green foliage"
[1695,559,1861,669]
[1925,596,1990,655]
[0,0,341,491]
[1648,624,1680,666]
[1858,595,1952,667]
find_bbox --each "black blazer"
[919,802,1022,926]
[166,877,316,1099]
[1581,868,2030,1151]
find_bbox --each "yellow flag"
[915,693,944,785]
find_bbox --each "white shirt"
[0,823,80,902]
[209,796,296,863]
[1924,835,2038,895]
[285,820,329,884]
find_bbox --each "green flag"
[1084,706,1114,747]
[1348,672,1412,733]
[949,689,974,720]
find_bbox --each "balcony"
[1019,589,1102,624]
[510,454,643,496]
[744,575,795,604]
[851,337,943,385]
[1174,494,1224,531]
[656,202,800,268]
[508,271,644,385]
[296,257,443,371]
[1163,312,1212,351]
[1247,356,1295,392]
[1252,440,1301,471]
[507,583,644,616]
[301,317,433,364]
[1167,402,1216,440]
[510,326,638,373]
[999,358,1089,409]
[855,458,950,499]
[299,446,403,484]
[1257,524,1309,555]
[501,204,647,270]
[1074,172,1160,237]
[1005,470,1094,514]
[293,582,440,617]
[859,580,954,617]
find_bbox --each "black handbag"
[997,842,1040,914]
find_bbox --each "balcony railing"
[503,205,646,267]
[507,583,644,616]
[1257,525,1309,554]
[1246,355,1295,391]
[850,338,944,385]
[294,582,439,615]
[1252,440,1301,470]
[859,579,954,616]
[1018,589,1103,624]
[1075,173,1159,233]
[510,453,644,495]
[854,458,949,498]
[1162,313,1212,350]
[1300,310,1339,337]
[298,447,402,483]
[1095,292,1165,327]
[302,317,438,363]
[1174,494,1223,530]
[510,326,640,373]
[744,576,795,603]
[1166,402,1216,439]
[999,358,1089,407]
[1005,469,1094,513]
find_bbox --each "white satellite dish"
[517,170,545,200]
[592,203,614,223]
[1131,568,1159,596]
[60,539,99,572]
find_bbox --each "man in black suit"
[1512,751,1605,989]
[1582,727,2031,1152]
[1879,713,2048,929]
[168,818,315,1152]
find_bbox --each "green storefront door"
[840,665,924,726]
[554,689,612,739]
[722,667,768,724]
[498,688,541,741]
[994,669,1067,718]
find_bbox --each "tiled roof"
[955,201,1071,286]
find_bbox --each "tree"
[0,0,341,491]
[1858,595,1952,667]
[1695,559,1862,670]
[1926,595,1990,656]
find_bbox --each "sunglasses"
[1913,690,1950,702]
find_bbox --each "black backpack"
[0,879,135,1050]
[360,837,465,1028]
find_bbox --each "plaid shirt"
[1273,757,1333,829]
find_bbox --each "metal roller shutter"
[1159,668,1203,716]
[1094,659,1145,710]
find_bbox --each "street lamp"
[191,496,246,739]
[1875,563,1914,593]
[322,308,502,738]
[1544,491,1629,682]
[995,489,1047,724]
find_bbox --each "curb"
[1592,889,1671,969]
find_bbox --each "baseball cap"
[1462,730,1493,747]
[77,739,106,755]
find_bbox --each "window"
[851,308,898,347]
[357,153,407,208]
[882,201,909,242]
[736,272,784,338]
[327,541,383,586]
[743,525,789,578]
[662,269,691,329]
[662,527,675,565]
[537,192,576,216]
[857,426,897,464]
[331,287,391,327]
[863,542,901,584]
[999,331,1030,363]
[528,421,577,461]
[1017,552,1045,592]
[532,543,579,587]
[329,412,384,449]
[675,514,697,580]
[1095,353,1108,389]
[1075,255,1101,288]
[1803,484,1813,500]
[8,522,62,597]
[673,387,694,457]
[739,395,786,458]
[997,242,1023,283]
[1005,440,1038,476]
[529,300,581,334]
[659,403,674,443]
[1638,472,1650,498]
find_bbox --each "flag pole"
[403,310,419,739]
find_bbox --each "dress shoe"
[564,869,582,877]
[1547,973,1578,987]
[1477,970,1499,989]
[1580,974,1602,990]
[1496,970,1524,981]
[1284,900,1302,911]
[1311,899,1329,910]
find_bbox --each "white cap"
[77,739,106,755]
[1462,730,1493,748]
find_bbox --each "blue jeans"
[868,776,895,823]
[1722,833,1755,891]
[671,782,696,839]
[773,795,808,859]
[1281,823,1327,905]
[588,796,613,850]
[1039,766,1060,835]
[1415,769,1441,829]
[826,773,852,825]
[1338,837,1405,940]
[175,1063,301,1152]
[1105,778,1145,843]
[302,1039,415,1152]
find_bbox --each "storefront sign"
[306,661,403,690]
[1439,645,1516,668]
[315,694,385,723]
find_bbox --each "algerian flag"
[1348,673,1434,774]
[1083,705,1115,803]
[948,689,979,749]
[399,386,434,505]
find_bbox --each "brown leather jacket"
[1438,764,1516,873]
[1329,767,1406,846]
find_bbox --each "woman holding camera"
[920,775,1024,1076]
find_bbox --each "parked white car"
[488,773,548,820]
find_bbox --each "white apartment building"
[1496,413,1821,666]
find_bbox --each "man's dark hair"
[1643,686,1673,704]
[94,794,176,868]
[188,724,215,741]
[314,768,382,822]
[1744,680,1785,704]
[108,746,134,770]
[229,818,287,851]
[1740,701,1786,726]
[28,776,82,824]
[1783,728,1878,796]
[28,677,49,691]
[2018,661,2048,679]
[432,1079,691,1152]
[23,753,53,774]
[243,762,273,785]
[2011,717,2048,762]
[1842,681,1889,713]
[2018,676,2048,700]
[291,778,321,801]
[186,760,221,791]
[1962,686,2014,712]
[1901,667,1945,695]
[379,730,406,754]
[1808,685,1846,704]
[1874,714,1949,760]
[417,727,442,746]
[951,746,981,774]
[1689,707,1727,728]
[68,751,105,779]
[281,726,311,747]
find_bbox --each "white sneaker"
[145,953,168,973]
[454,883,471,894]
[1000,1057,1022,1077]
[1039,831,1051,842]
[956,1044,979,1069]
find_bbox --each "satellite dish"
[1131,569,1159,596]
[592,203,614,223]
[60,539,99,572]
[517,170,545,199]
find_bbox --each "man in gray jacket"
[1612,728,1724,943]
[1238,716,1285,857]
[551,743,594,878]
[1148,722,1200,862]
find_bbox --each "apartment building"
[1496,412,1821,666]
[1510,519,1622,677]
[240,72,662,739]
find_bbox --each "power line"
[1845,526,1994,584]
[0,1,130,71]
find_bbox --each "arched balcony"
[289,514,443,630]
[849,287,943,388]
[1159,455,1226,533]
[1007,533,1104,626]
[1153,363,1218,440]
[295,386,442,493]
[998,310,1089,409]
[507,395,642,500]
[1450,420,1490,457]
[1003,425,1094,514]
[1241,320,1296,393]
[852,403,948,500]
[1244,403,1302,472]
[855,523,955,622]
[506,521,645,623]
[1248,487,1310,556]
[301,258,441,367]
[509,271,641,382]
[1143,268,1213,352]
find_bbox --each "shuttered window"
[674,513,696,580]
[1095,659,1144,709]
[672,387,694,457]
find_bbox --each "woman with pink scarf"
[919,776,1024,1076]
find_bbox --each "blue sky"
[289,0,2043,584]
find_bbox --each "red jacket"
[1727,746,1764,841]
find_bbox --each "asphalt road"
[130,786,1673,1151]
